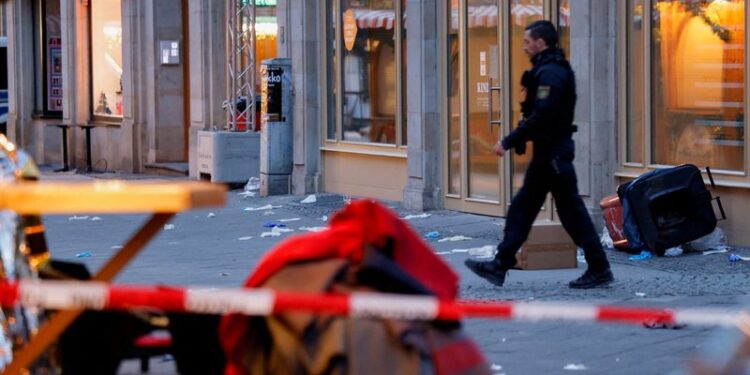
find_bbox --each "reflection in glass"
[510,0,543,196]
[627,0,645,163]
[341,0,396,144]
[91,0,123,117]
[467,0,500,200]
[651,0,744,170]
[401,0,408,145]
[327,0,337,140]
[447,0,460,195]
[558,0,570,58]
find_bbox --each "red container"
[599,194,629,250]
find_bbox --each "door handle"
[488,77,502,133]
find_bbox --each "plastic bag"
[686,228,728,252]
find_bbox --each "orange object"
[600,194,629,250]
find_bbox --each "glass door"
[446,0,565,218]
[445,0,506,216]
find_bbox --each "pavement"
[31,167,750,374]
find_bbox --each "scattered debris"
[278,218,301,222]
[664,246,683,257]
[643,321,686,330]
[687,228,728,252]
[438,235,473,242]
[729,254,750,262]
[220,272,230,277]
[237,236,253,241]
[434,251,452,255]
[600,227,614,248]
[563,363,588,371]
[90,216,102,221]
[320,215,328,221]
[491,364,503,371]
[635,292,646,297]
[75,252,92,258]
[238,191,256,198]
[629,250,652,261]
[468,245,496,258]
[207,212,216,218]
[263,211,276,216]
[111,245,123,250]
[424,231,440,239]
[450,249,470,253]
[164,224,175,231]
[299,226,327,233]
[244,204,282,212]
[260,227,294,238]
[343,195,352,205]
[300,195,317,204]
[703,249,728,256]
[263,222,287,228]
[68,216,89,221]
[402,213,431,220]
[244,177,260,192]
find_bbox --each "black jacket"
[502,48,577,161]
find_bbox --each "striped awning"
[353,4,569,31]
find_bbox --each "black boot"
[464,259,508,287]
[569,268,614,289]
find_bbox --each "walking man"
[465,20,614,289]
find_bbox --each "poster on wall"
[47,37,63,112]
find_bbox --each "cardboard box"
[514,220,577,270]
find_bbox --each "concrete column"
[5,0,36,150]
[403,0,441,210]
[121,0,145,172]
[569,0,618,224]
[187,0,226,178]
[283,0,321,194]
[60,0,90,168]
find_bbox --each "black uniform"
[496,47,610,273]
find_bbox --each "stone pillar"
[403,0,441,210]
[282,0,321,194]
[569,0,618,224]
[121,0,144,172]
[187,0,226,178]
[5,0,36,150]
[60,0,90,168]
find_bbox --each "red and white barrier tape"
[0,280,745,328]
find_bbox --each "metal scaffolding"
[226,0,256,132]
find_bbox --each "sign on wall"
[261,66,283,122]
[343,9,357,52]
[47,37,63,112]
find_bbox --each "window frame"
[618,0,750,182]
[323,0,408,150]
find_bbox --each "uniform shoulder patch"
[537,85,551,100]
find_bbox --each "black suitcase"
[618,164,725,256]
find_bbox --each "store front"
[443,0,573,216]
[321,0,409,201]
[618,0,748,244]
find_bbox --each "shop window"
[328,0,407,146]
[447,0,460,195]
[31,0,62,116]
[327,0,337,141]
[90,0,123,119]
[650,0,744,171]
[627,0,645,164]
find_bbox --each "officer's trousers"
[495,157,610,272]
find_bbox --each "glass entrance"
[445,0,565,216]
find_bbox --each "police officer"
[465,20,614,289]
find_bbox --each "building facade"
[3,0,748,246]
